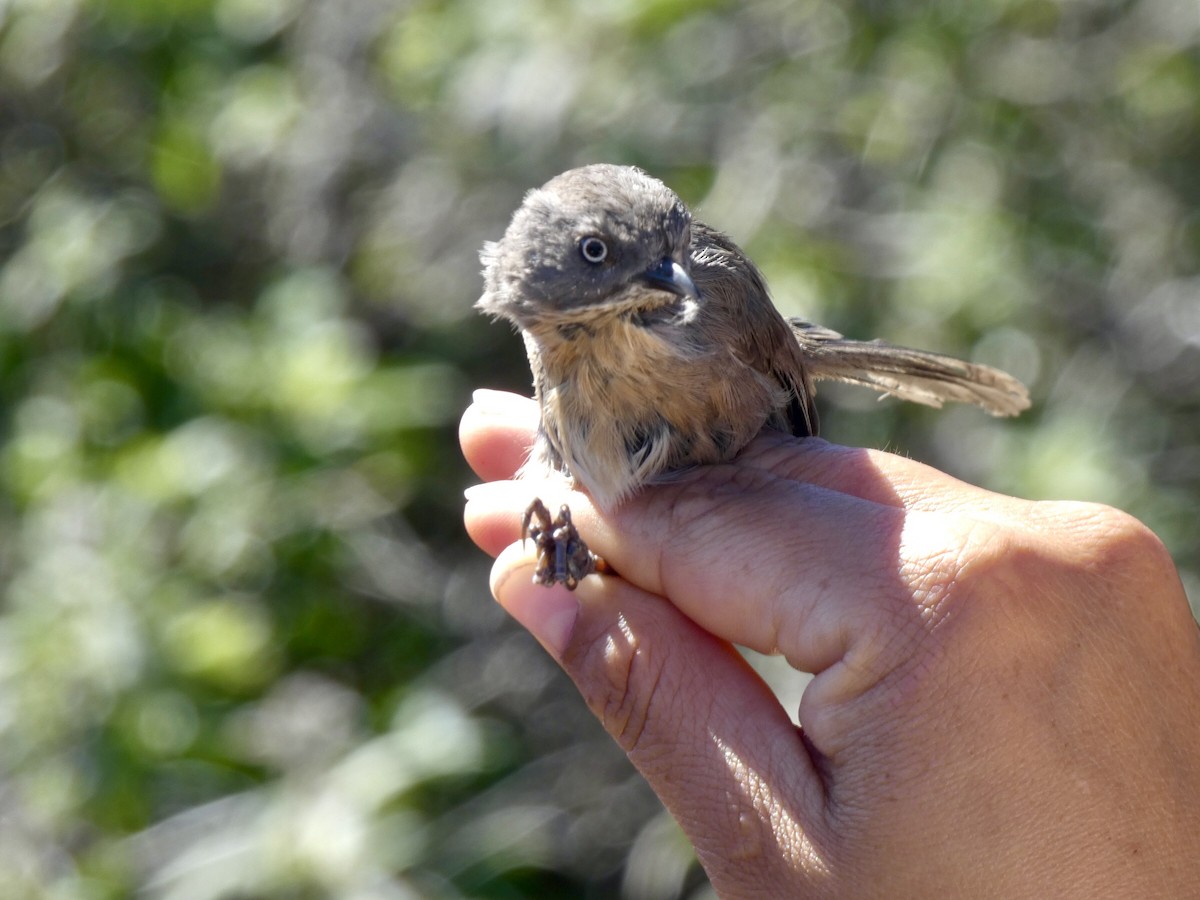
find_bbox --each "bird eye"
[579,236,608,264]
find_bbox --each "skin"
[462,389,1200,899]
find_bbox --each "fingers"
[732,430,1017,516]
[489,544,829,896]
[459,389,539,481]
[459,390,1020,517]
[464,480,581,559]
[460,390,1008,682]
[466,472,937,682]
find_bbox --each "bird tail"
[788,320,1030,417]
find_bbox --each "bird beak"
[639,258,698,300]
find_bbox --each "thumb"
[490,544,829,893]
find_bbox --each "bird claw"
[521,498,608,590]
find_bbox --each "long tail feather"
[789,320,1030,417]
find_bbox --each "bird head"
[478,164,698,331]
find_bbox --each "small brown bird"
[479,164,1029,586]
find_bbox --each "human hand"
[461,389,1200,898]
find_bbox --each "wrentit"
[478,164,1029,586]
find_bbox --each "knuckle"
[942,501,1184,642]
[654,465,809,595]
[565,614,674,754]
[1048,501,1176,592]
[894,512,1001,623]
[930,502,1175,611]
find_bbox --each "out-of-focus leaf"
[0,1,1196,897]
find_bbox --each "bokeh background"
[0,0,1196,896]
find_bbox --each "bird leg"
[521,498,609,590]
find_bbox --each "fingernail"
[463,482,492,502]
[494,574,579,659]
[472,388,530,415]
[464,481,529,508]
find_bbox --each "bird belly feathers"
[522,314,786,510]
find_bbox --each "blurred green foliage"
[0,0,1196,896]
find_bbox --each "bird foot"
[521,498,609,590]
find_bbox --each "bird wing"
[690,222,819,435]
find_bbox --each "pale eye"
[578,236,608,264]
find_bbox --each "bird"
[478,164,1030,585]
